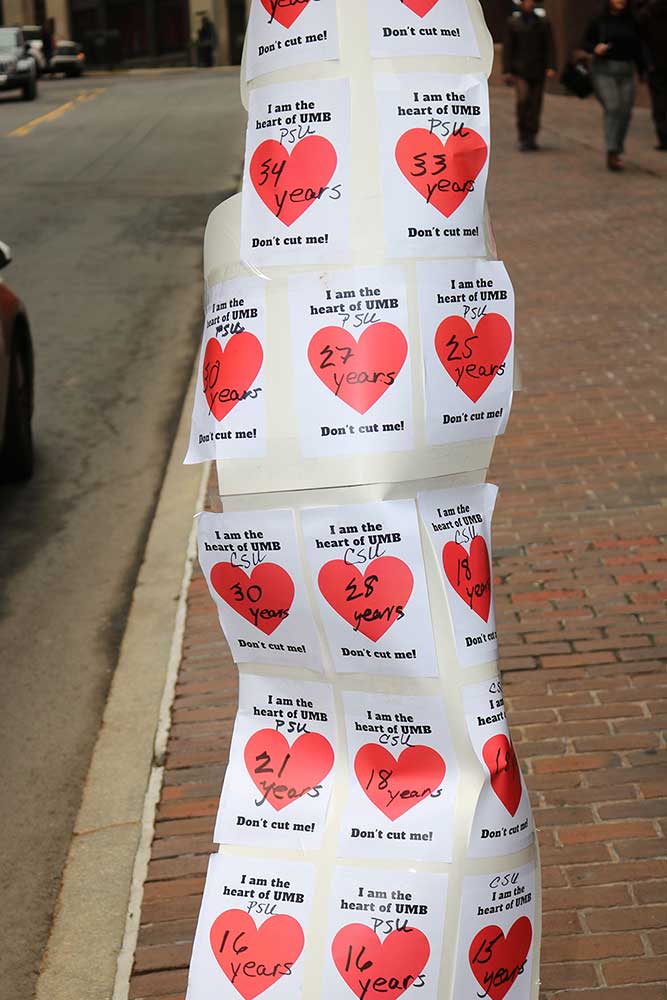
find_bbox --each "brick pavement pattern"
[128,90,667,1000]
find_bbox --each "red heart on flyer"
[442,535,492,622]
[260,0,310,29]
[318,556,414,642]
[332,923,430,999]
[244,729,334,811]
[203,333,263,422]
[354,744,446,820]
[210,562,295,636]
[401,0,440,15]
[482,734,522,817]
[395,127,488,218]
[308,323,408,414]
[469,917,532,1000]
[435,314,512,403]
[210,909,305,999]
[249,136,337,227]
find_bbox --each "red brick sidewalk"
[127,89,667,1000]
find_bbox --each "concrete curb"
[35,367,209,1000]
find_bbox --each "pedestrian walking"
[197,15,217,68]
[583,0,646,171]
[42,18,54,68]
[502,0,558,151]
[637,0,667,149]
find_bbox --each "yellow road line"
[7,88,106,137]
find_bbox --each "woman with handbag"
[583,0,646,171]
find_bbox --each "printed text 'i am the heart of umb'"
[244,728,334,811]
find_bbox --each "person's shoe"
[655,141,667,151]
[525,136,539,151]
[607,151,623,171]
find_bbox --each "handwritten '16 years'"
[203,357,262,417]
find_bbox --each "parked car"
[0,27,38,101]
[21,25,48,75]
[50,41,86,77]
[0,242,34,482]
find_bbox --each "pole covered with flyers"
[184,1,541,998]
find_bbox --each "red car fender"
[0,282,26,424]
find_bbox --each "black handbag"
[561,59,594,98]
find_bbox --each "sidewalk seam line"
[112,765,164,1000]
[111,462,210,1000]
[155,461,211,768]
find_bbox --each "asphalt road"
[0,68,245,1000]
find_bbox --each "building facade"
[1,0,248,65]
[481,0,604,68]
[1,2,608,80]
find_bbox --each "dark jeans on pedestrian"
[648,68,667,147]
[515,77,545,142]
[198,42,214,67]
[592,60,636,153]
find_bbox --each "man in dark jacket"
[197,15,217,67]
[637,0,667,149]
[42,18,54,66]
[503,0,558,151]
